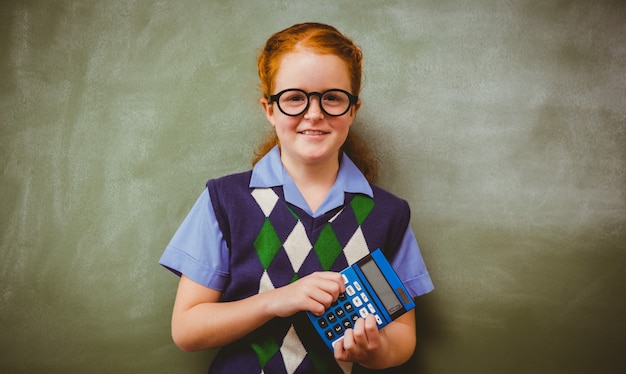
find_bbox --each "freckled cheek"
[273,116,301,130]
[329,118,354,131]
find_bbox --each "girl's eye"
[323,92,347,105]
[284,93,306,102]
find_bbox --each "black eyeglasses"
[268,88,358,117]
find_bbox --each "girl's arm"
[334,310,416,369]
[170,272,345,352]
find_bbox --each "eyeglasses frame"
[268,88,359,117]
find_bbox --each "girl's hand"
[333,314,386,363]
[267,271,345,318]
[333,311,416,369]
[171,272,344,351]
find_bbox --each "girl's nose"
[304,96,325,120]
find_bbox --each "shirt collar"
[250,146,373,216]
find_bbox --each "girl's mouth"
[300,130,328,135]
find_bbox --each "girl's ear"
[349,99,361,119]
[353,99,361,115]
[260,97,276,127]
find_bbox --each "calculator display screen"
[359,259,403,315]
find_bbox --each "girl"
[160,22,434,373]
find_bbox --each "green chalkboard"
[1,0,625,373]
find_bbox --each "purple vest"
[206,171,410,374]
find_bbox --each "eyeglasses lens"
[278,90,351,116]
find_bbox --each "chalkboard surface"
[1,1,624,373]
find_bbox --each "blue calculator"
[306,248,415,352]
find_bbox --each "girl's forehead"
[274,51,351,90]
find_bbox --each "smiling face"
[261,49,360,169]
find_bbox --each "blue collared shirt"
[159,146,433,297]
[250,145,373,217]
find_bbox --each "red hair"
[253,23,378,182]
[257,22,362,99]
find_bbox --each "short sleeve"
[390,227,434,298]
[158,189,230,291]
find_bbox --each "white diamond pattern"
[282,221,312,272]
[280,325,307,374]
[342,226,370,265]
[251,188,279,217]
[258,270,275,293]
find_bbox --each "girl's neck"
[281,155,340,214]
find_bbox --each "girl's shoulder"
[206,170,253,189]
[369,183,410,209]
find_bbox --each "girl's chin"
[299,150,340,164]
[282,147,337,164]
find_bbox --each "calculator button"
[325,329,334,340]
[338,293,347,302]
[318,318,328,329]
[336,307,345,318]
[359,308,369,318]
[350,313,359,323]
[345,285,355,296]
[342,319,352,329]
[344,302,354,313]
[367,304,376,314]
[327,312,337,323]
[342,274,349,284]
[334,324,343,334]
[360,292,369,303]
[352,296,362,307]
[375,315,383,325]
[353,281,362,291]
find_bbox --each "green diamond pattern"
[254,218,282,270]
[350,195,375,225]
[251,335,280,369]
[313,224,342,271]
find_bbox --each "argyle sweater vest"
[206,171,411,374]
